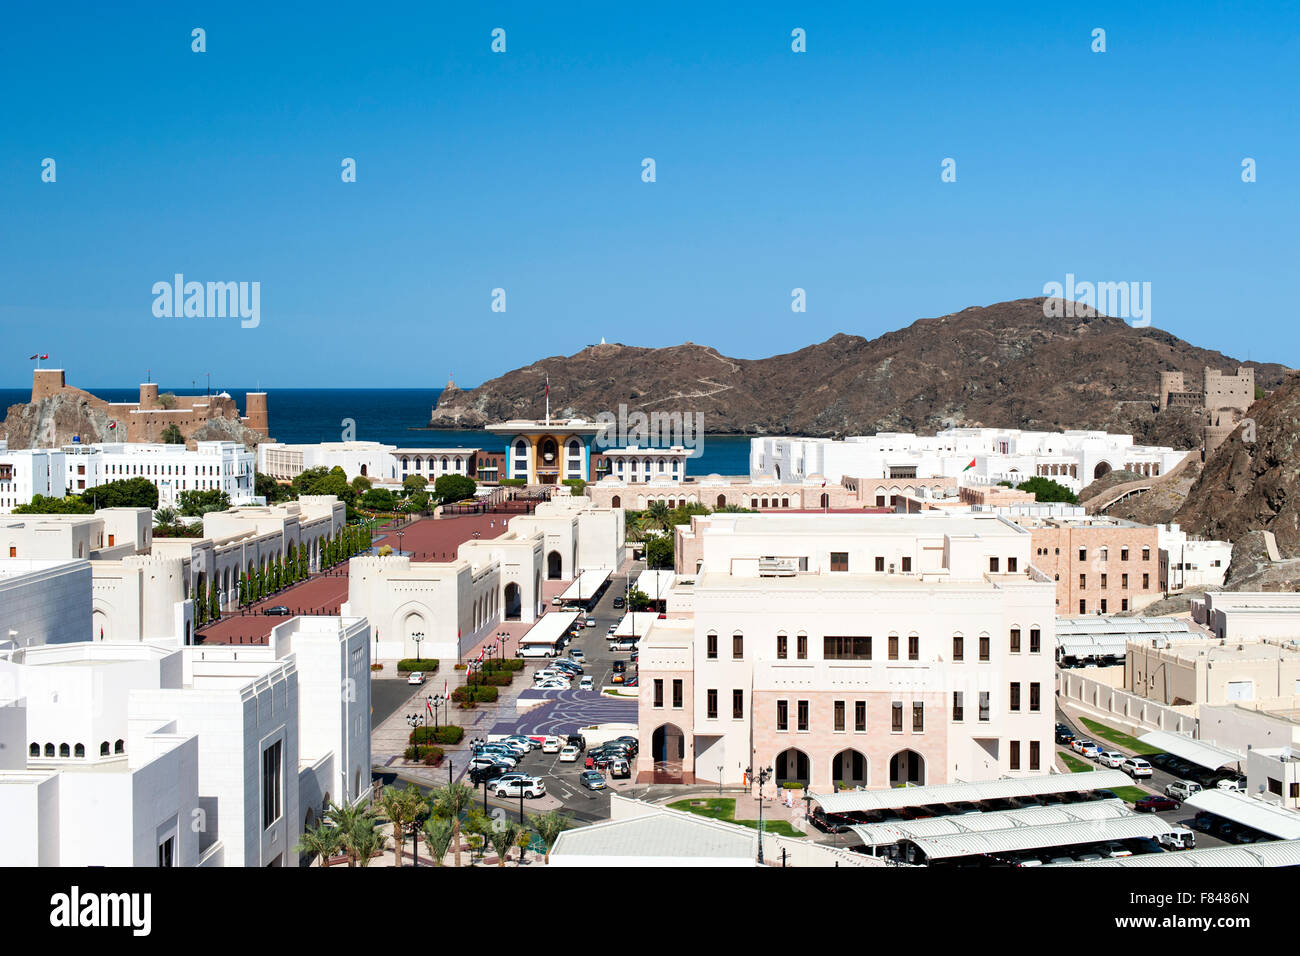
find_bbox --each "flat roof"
[811,770,1133,815]
[559,568,611,602]
[1182,791,1300,839]
[517,611,580,646]
[1052,839,1300,867]
[848,799,1132,848]
[613,611,661,638]
[1138,731,1244,770]
[634,569,675,598]
[908,815,1181,861]
[550,809,756,862]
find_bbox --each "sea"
[0,386,755,476]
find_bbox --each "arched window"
[59,743,70,758]
[114,739,125,754]
[44,743,54,757]
[29,742,38,757]
[74,743,85,758]
[101,741,110,756]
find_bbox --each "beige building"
[1128,638,1300,711]
[0,509,152,562]
[1018,516,1160,615]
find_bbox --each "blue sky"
[1,1,1297,388]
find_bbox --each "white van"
[1159,827,1196,850]
[519,645,556,659]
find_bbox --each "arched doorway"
[889,749,926,787]
[820,493,829,508]
[775,748,810,788]
[833,749,868,788]
[651,724,685,783]
[504,583,522,621]
[716,494,726,507]
[1093,461,1112,480]
[611,495,621,508]
[546,550,562,580]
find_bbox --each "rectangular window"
[1142,573,1150,589]
[1030,740,1041,771]
[797,633,807,659]
[672,679,683,709]
[1009,682,1021,711]
[1008,557,1017,572]
[706,689,717,719]
[888,634,899,660]
[654,679,664,708]
[1122,573,1129,589]
[776,634,788,659]
[824,636,871,660]
[1100,598,1108,613]
[875,556,885,572]
[776,699,788,731]
[732,633,743,659]
[1030,683,1041,712]
[1121,547,1129,561]
[707,633,717,659]
[912,702,924,732]
[158,836,175,867]
[1009,628,1021,653]
[1079,548,1087,561]
[891,701,903,732]
[952,691,964,721]
[1079,573,1087,589]
[831,552,849,572]
[1079,599,1086,614]
[834,700,845,732]
[952,634,964,660]
[1010,740,1021,771]
[978,691,990,721]
[979,634,990,661]
[1122,598,1129,611]
[262,741,282,830]
[901,556,912,572]
[797,700,809,731]
[908,634,919,660]
[989,556,999,573]
[1029,628,1041,653]
[732,689,744,719]
[1100,573,1108,589]
[854,700,866,732]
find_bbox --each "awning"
[848,799,1131,848]
[1182,790,1300,840]
[811,769,1133,815]
[908,816,1180,861]
[518,611,580,647]
[559,569,611,602]
[1052,839,1300,867]
[1137,731,1244,770]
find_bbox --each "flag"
[109,421,117,430]
[40,353,48,360]
[544,374,549,397]
[426,697,433,715]
[29,354,38,360]
[962,458,976,472]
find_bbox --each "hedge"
[452,684,499,703]
[483,658,524,673]
[403,745,444,763]
[482,672,514,687]
[498,478,526,487]
[410,725,464,746]
[396,659,439,673]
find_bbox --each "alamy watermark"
[1042,273,1151,327]
[152,274,260,328]
[593,404,705,458]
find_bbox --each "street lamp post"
[406,713,425,761]
[412,630,424,662]
[745,763,773,864]
[802,785,813,824]
[428,694,443,732]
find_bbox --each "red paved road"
[195,513,513,645]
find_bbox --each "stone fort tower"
[1159,366,1256,459]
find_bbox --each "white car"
[542,736,563,754]
[579,675,595,690]
[558,746,580,762]
[406,671,425,685]
[495,776,546,799]
[1216,777,1246,792]
[535,679,570,691]
[586,618,597,628]
[1122,757,1153,778]
[1097,751,1126,768]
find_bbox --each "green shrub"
[781,781,804,790]
[404,745,444,762]
[483,658,524,673]
[395,659,439,674]
[452,684,499,703]
[498,478,526,487]
[409,725,464,746]
[483,672,513,687]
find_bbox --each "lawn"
[1077,717,1162,755]
[667,798,806,838]
[1058,751,1093,773]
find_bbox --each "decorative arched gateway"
[546,550,563,580]
[504,583,522,621]
[833,748,869,788]
[1093,461,1112,480]
[774,748,811,788]
[650,723,686,783]
[889,748,926,787]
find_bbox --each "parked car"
[1215,776,1246,792]
[585,752,614,770]
[624,675,638,687]
[609,758,631,779]
[611,672,625,684]
[519,645,556,659]
[495,776,546,799]
[469,755,507,772]
[579,675,595,690]
[1078,741,1102,759]
[1069,738,1093,754]
[612,597,624,609]
[542,736,563,754]
[1134,794,1179,813]
[1159,828,1197,850]
[1097,751,1126,768]
[580,770,607,790]
[504,735,538,751]
[1165,780,1203,800]
[262,605,291,616]
[612,736,639,756]
[1193,812,1216,832]
[1122,757,1153,778]
[612,660,626,674]
[568,648,585,661]
[559,746,580,762]
[406,671,426,685]
[1054,723,1074,743]
[535,679,570,690]
[1101,841,1134,858]
[469,763,511,784]
[586,618,597,628]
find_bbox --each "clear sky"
[2,1,1297,388]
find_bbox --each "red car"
[1134,795,1179,813]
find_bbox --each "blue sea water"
[0,386,754,476]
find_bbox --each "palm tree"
[489,820,520,867]
[349,817,387,867]
[514,827,532,866]
[422,817,455,866]
[323,800,366,867]
[431,782,475,868]
[295,820,343,867]
[377,783,426,867]
[528,810,573,864]
[644,501,672,533]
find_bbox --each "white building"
[0,508,152,562]
[1157,523,1232,593]
[258,440,482,486]
[640,511,1057,789]
[0,559,93,650]
[751,429,1190,493]
[0,444,67,512]
[62,440,256,508]
[595,445,692,484]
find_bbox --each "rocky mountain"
[1,393,267,451]
[430,298,1289,446]
[1174,371,1300,557]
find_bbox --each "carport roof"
[517,611,580,646]
[550,808,757,861]
[1051,839,1300,867]
[1137,731,1244,770]
[908,815,1180,861]
[848,799,1133,848]
[811,770,1132,815]
[559,569,611,601]
[1182,790,1300,839]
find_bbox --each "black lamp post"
[428,694,443,732]
[802,785,813,823]
[412,630,424,662]
[406,712,425,760]
[745,763,773,864]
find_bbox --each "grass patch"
[1109,786,1150,804]
[1077,717,1162,755]
[1058,751,1093,773]
[667,797,805,838]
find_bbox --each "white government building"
[0,555,371,867]
[750,429,1191,492]
[0,444,67,511]
[257,440,481,485]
